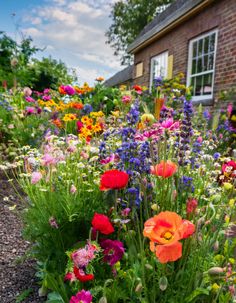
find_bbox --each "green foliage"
[15,288,33,303]
[106,0,174,65]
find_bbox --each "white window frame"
[150,51,168,91]
[187,29,218,102]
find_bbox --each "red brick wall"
[133,0,236,103]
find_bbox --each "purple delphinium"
[153,76,163,88]
[127,99,140,125]
[178,176,195,193]
[70,290,93,303]
[100,239,125,266]
[178,98,194,165]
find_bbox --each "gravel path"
[0,171,44,303]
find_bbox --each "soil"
[0,170,45,303]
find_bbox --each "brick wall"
[133,0,236,104]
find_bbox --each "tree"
[106,0,174,65]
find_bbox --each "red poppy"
[73,267,94,282]
[151,160,177,178]
[133,85,142,92]
[100,169,129,191]
[91,213,114,235]
[143,211,195,263]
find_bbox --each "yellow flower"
[62,113,77,122]
[212,283,220,292]
[92,124,102,133]
[229,199,235,208]
[111,110,120,118]
[231,115,236,122]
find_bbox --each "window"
[150,51,168,89]
[135,62,143,78]
[187,30,218,101]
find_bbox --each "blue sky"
[0,0,122,85]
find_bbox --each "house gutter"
[127,0,215,54]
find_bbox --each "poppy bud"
[135,283,143,293]
[208,267,225,276]
[159,276,168,291]
[99,297,107,303]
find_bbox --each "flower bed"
[1,77,236,302]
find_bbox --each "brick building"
[126,0,236,105]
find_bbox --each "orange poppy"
[143,211,195,263]
[151,160,177,178]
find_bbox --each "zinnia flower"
[91,213,114,235]
[70,289,93,303]
[100,169,129,191]
[151,160,177,178]
[143,211,195,263]
[100,239,125,266]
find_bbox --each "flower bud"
[208,267,225,276]
[151,204,158,211]
[135,283,143,293]
[99,297,108,303]
[223,182,233,190]
[145,264,153,270]
[159,276,168,291]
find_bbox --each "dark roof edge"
[127,0,209,54]
[104,65,133,87]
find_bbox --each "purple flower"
[100,239,125,266]
[42,95,51,101]
[70,290,92,303]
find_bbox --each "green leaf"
[46,292,65,303]
[185,288,209,303]
[15,288,33,303]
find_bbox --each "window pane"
[209,34,215,52]
[204,36,209,54]
[203,55,208,71]
[197,58,203,73]
[208,53,214,70]
[195,75,203,96]
[193,41,197,58]
[198,39,203,56]
[203,73,213,95]
[192,59,197,74]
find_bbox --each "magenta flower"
[25,96,35,102]
[121,95,132,104]
[42,95,51,101]
[72,242,98,268]
[26,107,35,115]
[100,239,125,266]
[161,118,180,130]
[70,290,92,303]
[64,85,75,95]
[31,171,42,184]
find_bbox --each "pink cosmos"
[31,171,42,184]
[70,184,77,194]
[42,95,51,101]
[100,154,116,165]
[121,95,132,104]
[161,118,180,130]
[70,290,92,303]
[100,239,125,266]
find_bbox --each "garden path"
[0,171,44,303]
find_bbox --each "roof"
[128,0,212,53]
[104,65,133,87]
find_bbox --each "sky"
[0,0,122,85]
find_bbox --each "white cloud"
[21,0,122,84]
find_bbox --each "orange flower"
[151,160,177,178]
[143,211,195,263]
[96,76,104,82]
[71,102,84,110]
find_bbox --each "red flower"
[133,85,142,92]
[91,213,114,235]
[151,160,177,178]
[100,169,129,191]
[73,267,94,282]
[222,160,236,177]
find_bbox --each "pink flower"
[161,118,180,130]
[100,239,125,266]
[100,154,118,165]
[41,153,57,166]
[26,107,35,115]
[70,290,92,303]
[23,87,32,97]
[80,151,89,159]
[42,95,51,101]
[197,136,203,143]
[186,198,198,214]
[72,242,98,268]
[31,172,42,184]
[25,96,35,102]
[49,217,59,229]
[64,272,76,282]
[121,95,132,104]
[70,184,77,194]
[43,88,50,94]
[121,208,131,217]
